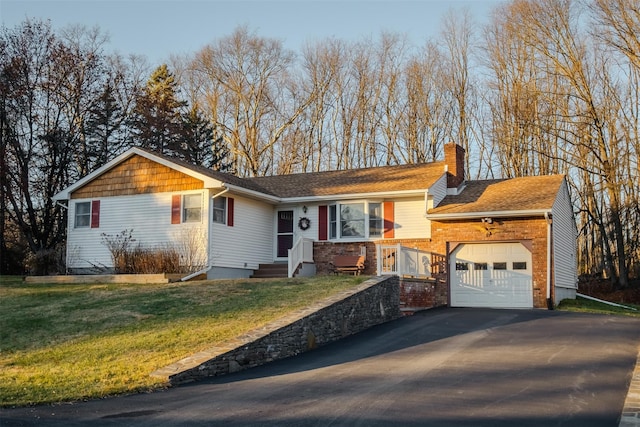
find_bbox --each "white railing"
[376,244,436,278]
[288,237,314,278]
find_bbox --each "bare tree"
[190,26,309,177]
[1,19,72,273]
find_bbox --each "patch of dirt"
[578,275,640,305]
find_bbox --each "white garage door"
[450,243,533,308]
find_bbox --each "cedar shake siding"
[71,156,204,199]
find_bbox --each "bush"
[101,230,183,274]
[26,244,66,276]
[125,244,181,274]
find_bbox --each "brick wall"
[314,216,550,308]
[429,217,549,308]
[153,275,401,385]
[314,239,442,276]
[400,278,448,311]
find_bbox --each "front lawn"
[0,275,367,407]
[557,295,640,317]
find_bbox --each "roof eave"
[222,183,282,204]
[425,208,552,220]
[280,189,429,203]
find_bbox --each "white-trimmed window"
[213,197,227,224]
[183,194,202,223]
[340,203,365,237]
[75,202,91,228]
[329,201,386,239]
[369,202,383,237]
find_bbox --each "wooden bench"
[331,255,366,275]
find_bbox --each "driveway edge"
[620,345,640,427]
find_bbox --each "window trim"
[328,200,386,240]
[182,194,202,223]
[212,196,227,225]
[74,201,92,228]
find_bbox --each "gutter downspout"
[545,212,553,310]
[179,188,230,282]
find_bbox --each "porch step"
[251,263,288,279]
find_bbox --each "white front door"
[450,243,533,308]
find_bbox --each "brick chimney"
[444,142,465,188]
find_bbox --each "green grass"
[0,274,367,407]
[557,295,640,317]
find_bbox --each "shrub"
[26,244,66,276]
[101,231,183,274]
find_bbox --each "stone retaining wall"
[152,275,401,385]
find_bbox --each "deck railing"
[376,244,446,279]
[288,237,314,278]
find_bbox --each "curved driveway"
[3,308,640,427]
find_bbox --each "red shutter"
[171,195,181,224]
[90,200,100,228]
[227,197,234,227]
[318,205,328,240]
[383,201,394,238]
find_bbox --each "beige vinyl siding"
[429,174,448,208]
[66,191,208,271]
[394,197,430,239]
[552,179,578,297]
[210,195,274,269]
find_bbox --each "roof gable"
[428,175,566,217]
[54,148,231,200]
[70,155,204,199]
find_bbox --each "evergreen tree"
[130,64,185,155]
[85,82,126,168]
[181,105,233,171]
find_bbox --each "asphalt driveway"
[3,308,640,427]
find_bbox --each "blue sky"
[2,0,503,66]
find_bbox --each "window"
[329,205,337,239]
[369,203,383,237]
[513,262,527,270]
[493,262,507,270]
[213,197,226,224]
[75,202,91,228]
[474,262,488,270]
[183,194,201,223]
[456,262,469,271]
[327,201,388,239]
[340,203,365,237]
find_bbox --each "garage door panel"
[450,243,533,308]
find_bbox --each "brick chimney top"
[444,143,465,188]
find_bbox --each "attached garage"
[450,242,533,308]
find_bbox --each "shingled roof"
[246,162,446,198]
[428,175,565,217]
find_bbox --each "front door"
[277,210,294,258]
